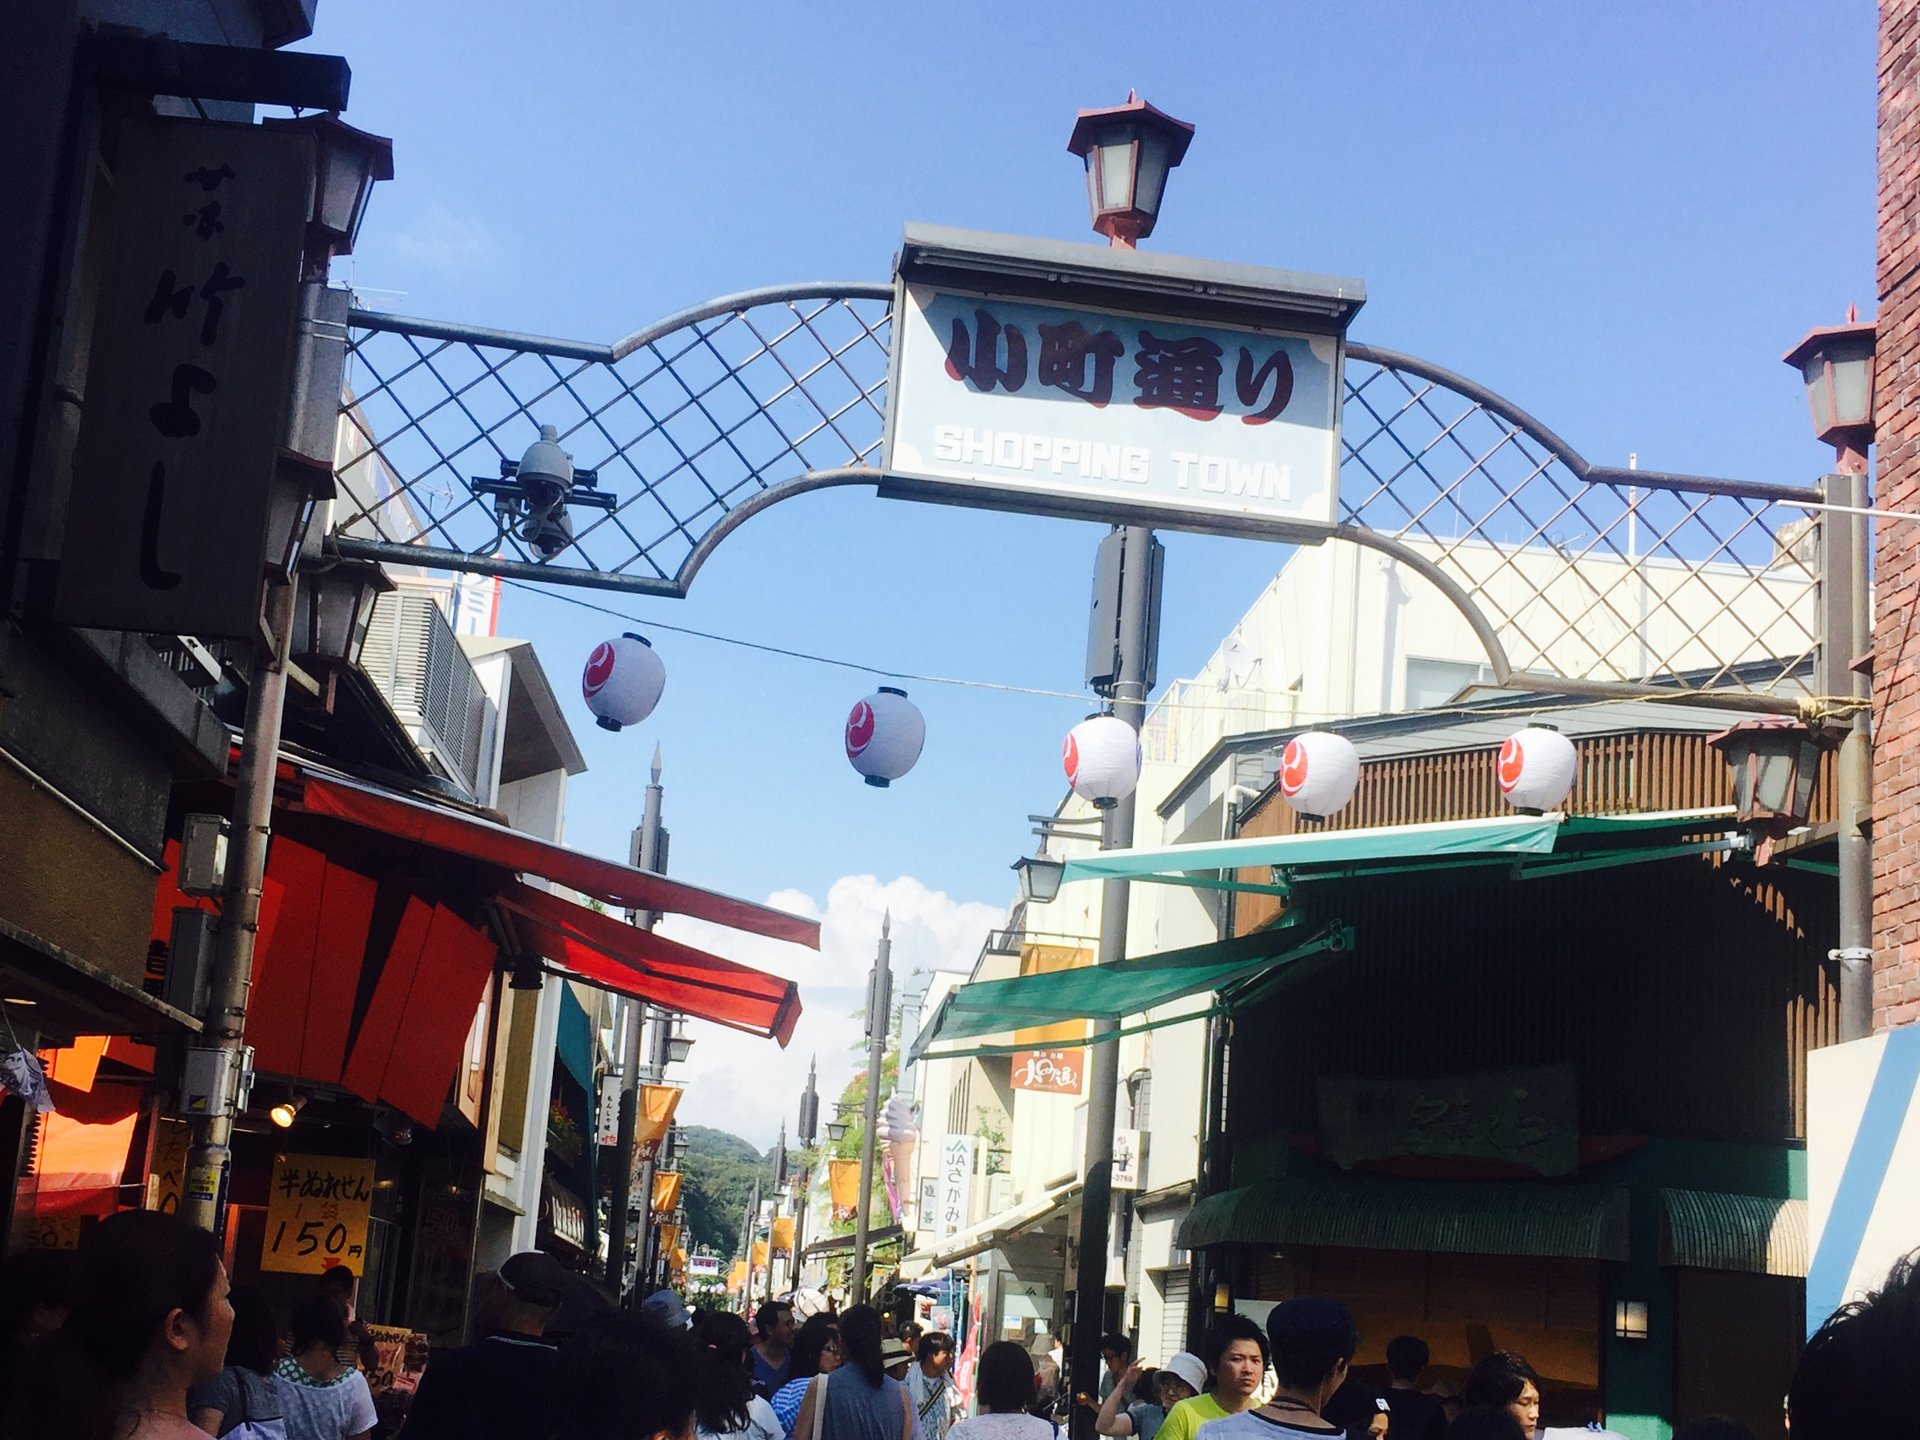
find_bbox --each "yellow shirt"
[1157,1394,1236,1440]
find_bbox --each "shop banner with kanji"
[262,1153,375,1274]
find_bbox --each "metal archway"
[332,284,1822,708]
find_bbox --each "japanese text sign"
[887,282,1341,533]
[1012,1049,1084,1095]
[262,1153,375,1274]
[54,116,313,638]
[937,1133,974,1240]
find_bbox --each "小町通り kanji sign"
[887,283,1343,533]
[262,1154,376,1275]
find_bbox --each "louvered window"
[359,591,491,798]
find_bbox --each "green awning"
[1180,1175,1630,1261]
[1660,1188,1808,1278]
[1062,808,1737,890]
[911,918,1350,1062]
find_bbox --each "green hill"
[679,1125,767,1260]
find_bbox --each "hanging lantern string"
[505,579,1819,726]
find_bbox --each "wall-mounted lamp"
[1614,1299,1650,1341]
[269,1092,307,1129]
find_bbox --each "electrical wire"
[502,577,1840,731]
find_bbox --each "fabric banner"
[729,1259,749,1290]
[652,1169,684,1215]
[771,1214,795,1256]
[829,1158,861,1221]
[659,1222,682,1256]
[751,1238,768,1268]
[635,1083,682,1165]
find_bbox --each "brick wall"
[1876,0,1920,1029]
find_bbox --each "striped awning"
[1178,1175,1629,1261]
[1660,1188,1808,1278]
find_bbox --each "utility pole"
[766,1121,788,1303]
[608,746,664,1300]
[1826,463,1874,1040]
[182,579,296,1233]
[850,912,892,1302]
[739,1175,762,1308]
[1069,525,1158,1439]
[794,1057,819,1293]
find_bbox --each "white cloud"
[389,201,497,272]
[657,874,1002,1150]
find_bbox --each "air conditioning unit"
[359,590,492,798]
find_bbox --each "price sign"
[262,1153,375,1274]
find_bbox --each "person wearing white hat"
[1096,1353,1208,1440]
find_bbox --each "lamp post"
[181,123,389,1236]
[1785,314,1877,1040]
[1064,99,1185,1437]
[851,912,892,1302]
[609,746,665,1299]
[793,1058,819,1292]
[766,1121,789,1304]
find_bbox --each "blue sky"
[297,2,1876,1139]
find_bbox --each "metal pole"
[851,913,892,1302]
[740,1175,762,1309]
[636,1014,671,1290]
[793,1058,818,1293]
[1832,465,1875,1039]
[1070,524,1156,1438]
[609,748,665,1300]
[182,578,296,1234]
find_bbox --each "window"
[1404,657,1494,711]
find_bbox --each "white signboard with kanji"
[887,282,1341,532]
[937,1134,975,1240]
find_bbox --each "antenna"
[1218,635,1258,690]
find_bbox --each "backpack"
[221,1372,289,1440]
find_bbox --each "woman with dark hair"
[692,1309,783,1440]
[949,1342,1058,1440]
[772,1315,842,1436]
[1459,1356,1538,1439]
[548,1308,699,1440]
[188,1287,284,1437]
[272,1295,375,1440]
[792,1305,912,1440]
[8,1209,233,1440]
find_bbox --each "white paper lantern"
[582,632,666,732]
[1279,731,1360,820]
[846,687,924,787]
[1064,713,1141,810]
[1498,724,1578,813]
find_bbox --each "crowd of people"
[1,1209,1914,1440]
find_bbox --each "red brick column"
[1875,0,1920,1029]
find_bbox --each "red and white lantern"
[1064,714,1141,810]
[846,687,925,787]
[1279,731,1360,821]
[582,633,666,732]
[1497,724,1578,813]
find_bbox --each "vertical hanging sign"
[54,115,313,637]
[937,1133,974,1240]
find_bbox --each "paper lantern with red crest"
[1064,713,1141,810]
[1279,731,1360,821]
[846,687,925,787]
[1497,724,1578,813]
[581,633,666,732]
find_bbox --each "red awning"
[498,882,802,1046]
[294,771,820,951]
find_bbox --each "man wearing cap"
[402,1250,570,1440]
[1096,1352,1208,1440]
[1202,1299,1356,1440]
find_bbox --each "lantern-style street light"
[1783,312,1877,471]
[1013,845,1065,904]
[291,546,394,670]
[667,1014,695,1065]
[1709,719,1823,865]
[1066,92,1195,248]
[263,111,396,280]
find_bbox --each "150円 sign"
[884,226,1365,539]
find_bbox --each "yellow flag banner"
[751,1238,768,1268]
[729,1260,749,1290]
[652,1169,684,1215]
[829,1158,861,1221]
[635,1083,682,1163]
[659,1222,682,1256]
[671,1246,688,1273]
[771,1214,795,1256]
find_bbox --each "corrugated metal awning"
[901,1180,1082,1272]
[1178,1176,1629,1261]
[1660,1188,1807,1278]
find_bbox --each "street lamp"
[1066,92,1195,248]
[1013,846,1065,904]
[1708,719,1822,864]
[263,111,396,280]
[1784,313,1877,469]
[667,1015,695,1065]
[291,547,394,669]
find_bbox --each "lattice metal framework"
[335,285,1822,701]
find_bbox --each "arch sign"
[882,225,1362,541]
[335,224,1822,706]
